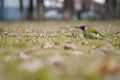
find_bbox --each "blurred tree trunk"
[105,0,117,19]
[64,0,74,20]
[112,0,117,18]
[19,0,23,20]
[37,0,44,20]
[28,0,33,20]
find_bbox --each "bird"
[75,25,103,39]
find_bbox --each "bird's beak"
[74,26,80,28]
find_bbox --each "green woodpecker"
[75,25,103,39]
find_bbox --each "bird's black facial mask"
[80,26,86,31]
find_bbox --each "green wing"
[88,27,103,37]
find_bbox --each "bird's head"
[75,25,88,31]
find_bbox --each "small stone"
[63,44,76,50]
[18,52,28,59]
[40,33,47,37]
[72,50,83,55]
[82,41,88,45]
[15,39,20,43]
[42,42,53,49]
[26,29,31,33]
[79,34,84,39]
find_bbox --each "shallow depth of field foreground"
[0,20,120,80]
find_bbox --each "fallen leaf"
[54,41,60,46]
[18,28,25,32]
[88,59,120,74]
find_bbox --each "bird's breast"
[83,31,101,39]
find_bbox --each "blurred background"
[0,0,120,21]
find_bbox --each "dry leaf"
[54,41,60,46]
[19,28,25,32]
[88,59,120,74]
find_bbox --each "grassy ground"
[0,20,120,80]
